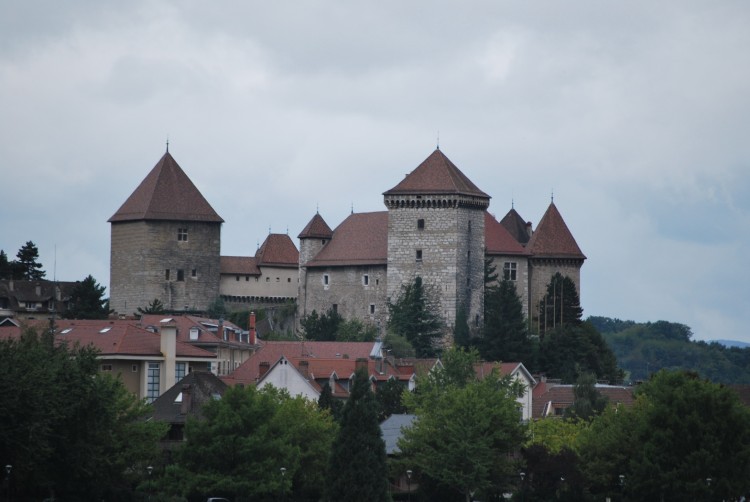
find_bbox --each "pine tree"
[318,383,342,422]
[480,279,532,364]
[66,275,109,319]
[15,241,45,280]
[325,367,389,501]
[0,250,11,280]
[538,272,583,337]
[388,276,443,357]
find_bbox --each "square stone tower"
[108,151,223,315]
[383,149,490,335]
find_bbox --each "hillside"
[588,316,750,384]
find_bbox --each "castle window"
[165,269,170,280]
[503,262,517,281]
[468,220,472,232]
[416,249,423,261]
[266,277,270,282]
[363,274,369,286]
[276,277,280,282]
[332,304,338,313]
[323,275,329,286]
[177,228,188,241]
[288,278,292,282]
[236,275,240,281]
[369,304,375,315]
[177,269,185,281]
[417,219,425,230]
[246,275,250,281]
[101,364,113,372]
[191,269,197,278]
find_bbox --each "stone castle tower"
[108,152,223,315]
[383,149,490,332]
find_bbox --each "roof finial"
[512,198,514,209]
[351,202,354,215]
[286,226,289,235]
[316,203,319,215]
[166,136,169,153]
[436,130,440,150]
[551,189,554,203]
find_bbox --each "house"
[531,379,635,419]
[148,371,228,446]
[474,361,537,421]
[381,414,419,497]
[0,317,217,402]
[0,279,77,321]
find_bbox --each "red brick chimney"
[259,361,270,379]
[180,383,192,415]
[248,311,257,345]
[299,360,310,380]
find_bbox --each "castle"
[109,148,585,337]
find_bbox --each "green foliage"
[525,417,588,454]
[160,384,336,501]
[388,276,444,357]
[15,240,46,280]
[0,328,166,500]
[0,249,12,279]
[375,378,408,421]
[521,445,585,502]
[301,308,342,341]
[336,318,378,342]
[537,273,582,336]
[453,305,471,349]
[399,353,527,502]
[206,296,227,318]
[65,274,110,319]
[577,370,750,500]
[587,316,636,334]
[564,373,609,421]
[326,367,390,501]
[539,321,622,384]
[384,332,416,358]
[137,298,165,315]
[318,382,343,422]
[480,278,533,364]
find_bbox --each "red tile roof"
[220,256,261,275]
[485,212,528,256]
[526,203,586,259]
[298,213,334,239]
[108,152,224,223]
[532,383,634,418]
[225,340,378,385]
[305,211,388,267]
[136,314,253,348]
[256,234,299,267]
[500,208,532,245]
[384,149,490,198]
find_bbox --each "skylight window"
[99,327,112,333]
[61,328,73,334]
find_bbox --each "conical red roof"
[383,149,489,198]
[526,203,585,259]
[500,208,531,245]
[256,234,299,267]
[298,213,334,239]
[485,212,528,256]
[109,152,223,223]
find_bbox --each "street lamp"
[4,465,11,502]
[406,469,412,502]
[519,472,526,502]
[146,466,153,501]
[280,467,286,501]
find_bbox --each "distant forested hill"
[588,316,750,384]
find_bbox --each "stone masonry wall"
[110,220,221,315]
[528,258,583,326]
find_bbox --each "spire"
[436,130,440,150]
[166,137,169,153]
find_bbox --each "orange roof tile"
[384,149,490,198]
[298,213,334,239]
[526,202,586,259]
[485,212,528,256]
[256,234,299,267]
[220,256,261,275]
[108,152,224,223]
[306,211,388,267]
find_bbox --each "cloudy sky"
[2,1,749,342]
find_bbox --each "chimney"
[355,357,368,374]
[299,360,310,380]
[180,383,192,415]
[248,311,256,345]
[160,320,177,393]
[259,361,270,379]
[526,221,533,238]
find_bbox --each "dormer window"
[177,228,188,241]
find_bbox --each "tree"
[400,352,527,502]
[481,278,533,364]
[318,382,343,422]
[15,240,45,280]
[537,273,582,337]
[66,274,110,319]
[454,306,471,349]
[336,318,378,342]
[538,321,622,384]
[137,298,165,315]
[0,328,166,500]
[388,276,444,357]
[375,378,407,421]
[326,367,390,501]
[577,370,750,501]
[301,308,342,341]
[0,250,12,279]
[564,373,609,421]
[206,296,227,318]
[160,385,336,500]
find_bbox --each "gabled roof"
[149,371,228,424]
[256,234,299,267]
[220,256,261,276]
[298,213,334,240]
[224,340,379,385]
[383,149,489,198]
[0,279,77,303]
[531,383,634,419]
[500,208,532,245]
[485,212,528,256]
[380,414,417,455]
[108,152,224,223]
[305,212,388,267]
[526,202,586,259]
[473,361,537,386]
[136,314,253,349]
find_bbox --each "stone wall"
[110,220,221,315]
[528,257,583,323]
[488,255,531,317]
